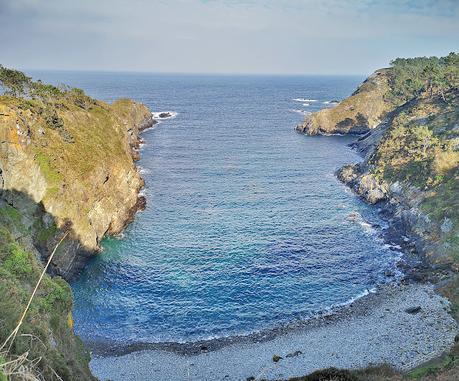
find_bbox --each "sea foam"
[290,109,311,116]
[152,111,178,121]
[293,98,318,102]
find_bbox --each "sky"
[1,0,458,75]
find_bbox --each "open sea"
[31,72,402,346]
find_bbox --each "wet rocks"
[336,164,388,204]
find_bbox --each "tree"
[0,65,32,97]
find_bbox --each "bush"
[0,65,32,97]
[3,243,33,277]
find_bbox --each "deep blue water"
[32,72,401,344]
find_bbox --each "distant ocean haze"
[31,71,401,345]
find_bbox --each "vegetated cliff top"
[0,65,152,256]
[297,52,459,136]
[332,54,459,264]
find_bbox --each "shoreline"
[89,282,457,381]
[82,283,382,357]
[83,131,406,360]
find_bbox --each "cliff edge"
[296,68,394,135]
[0,74,153,279]
[0,67,153,380]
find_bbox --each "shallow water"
[32,72,401,345]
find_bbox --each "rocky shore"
[294,54,459,379]
[90,283,457,381]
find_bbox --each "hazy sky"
[1,0,458,74]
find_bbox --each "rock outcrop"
[296,69,393,135]
[0,95,153,279]
[335,87,459,268]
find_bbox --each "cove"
[33,72,402,346]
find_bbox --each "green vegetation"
[275,365,400,381]
[388,52,459,104]
[0,203,93,380]
[407,355,456,379]
[362,53,459,261]
[0,64,93,108]
[35,153,62,184]
[3,242,33,277]
[0,66,32,97]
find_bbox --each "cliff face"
[0,95,153,278]
[0,195,95,381]
[0,72,153,380]
[337,89,459,267]
[302,53,459,381]
[296,69,394,135]
[297,54,459,268]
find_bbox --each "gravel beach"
[90,282,458,381]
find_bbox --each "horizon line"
[18,67,370,77]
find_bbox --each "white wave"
[293,98,318,103]
[323,100,339,105]
[319,287,377,316]
[138,166,150,175]
[289,109,311,116]
[302,103,310,107]
[152,111,178,121]
[336,287,376,307]
[346,211,377,235]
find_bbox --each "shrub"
[0,65,32,97]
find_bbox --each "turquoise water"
[33,72,401,345]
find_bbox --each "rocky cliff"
[0,92,153,279]
[337,84,458,269]
[0,68,153,380]
[296,69,394,135]
[296,52,459,381]
[297,54,459,268]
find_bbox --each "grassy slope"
[297,69,393,134]
[0,203,94,380]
